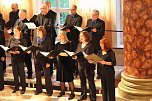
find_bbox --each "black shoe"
[12,89,19,93]
[35,91,42,95]
[27,74,32,79]
[96,75,101,79]
[77,94,87,101]
[57,91,65,97]
[68,93,75,100]
[20,90,25,94]
[9,64,12,66]
[47,93,52,96]
[0,88,4,91]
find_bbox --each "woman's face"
[79,33,86,43]
[100,42,104,50]
[58,34,65,42]
[13,28,20,36]
[37,30,43,38]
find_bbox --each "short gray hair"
[20,9,27,14]
[92,9,99,15]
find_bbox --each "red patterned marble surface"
[123,0,152,79]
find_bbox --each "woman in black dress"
[74,31,96,101]
[97,38,116,101]
[56,30,75,100]
[33,26,53,96]
[8,26,27,94]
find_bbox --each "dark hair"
[100,38,111,51]
[79,31,92,42]
[37,26,46,36]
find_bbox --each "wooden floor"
[0,54,126,101]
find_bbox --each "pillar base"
[118,72,152,100]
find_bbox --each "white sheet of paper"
[74,26,83,31]
[40,51,50,57]
[59,52,68,57]
[19,45,28,51]
[25,22,37,29]
[64,50,75,57]
[0,45,9,51]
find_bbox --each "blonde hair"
[58,30,69,42]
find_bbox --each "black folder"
[5,20,15,29]
[63,50,84,57]
[29,15,37,22]
[0,45,20,52]
[19,45,38,52]
[40,50,61,58]
[61,24,74,30]
[82,27,92,32]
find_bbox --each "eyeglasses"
[69,9,76,11]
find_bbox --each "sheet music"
[0,45,9,51]
[25,22,37,29]
[64,50,75,57]
[85,53,102,64]
[59,52,68,57]
[39,51,50,57]
[19,45,28,51]
[74,26,83,31]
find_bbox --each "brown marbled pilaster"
[123,0,152,79]
[118,0,152,100]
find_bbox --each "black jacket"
[86,18,105,54]
[5,9,19,29]
[0,14,5,45]
[63,13,82,45]
[35,13,57,38]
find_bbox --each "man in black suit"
[63,4,82,77]
[0,13,6,72]
[5,3,19,31]
[86,10,105,79]
[45,1,57,72]
[45,1,57,29]
[63,4,82,51]
[14,9,33,79]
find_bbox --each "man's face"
[11,4,18,12]
[40,5,48,15]
[91,12,99,20]
[69,6,76,15]
[19,11,26,20]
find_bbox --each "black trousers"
[100,71,115,101]
[50,36,56,75]
[35,58,53,94]
[0,62,4,90]
[1,60,6,71]
[78,66,96,100]
[24,53,32,75]
[12,58,26,90]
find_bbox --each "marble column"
[118,0,152,100]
